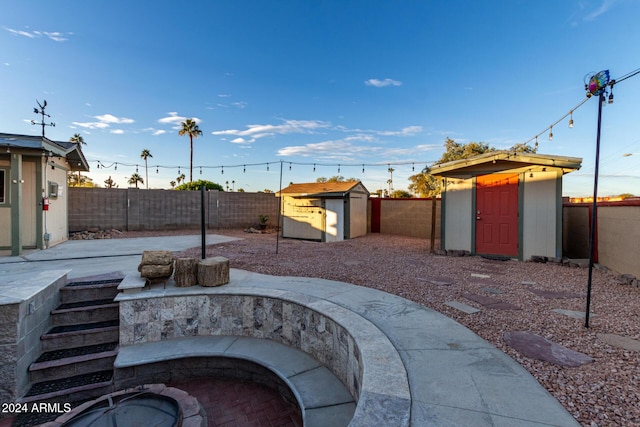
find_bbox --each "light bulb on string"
[243,165,246,173]
[289,162,292,171]
[313,163,316,172]
[535,136,539,150]
[156,166,159,173]
[200,167,202,175]
[267,163,269,171]
[569,111,574,128]
[549,126,553,141]
[178,167,181,175]
[412,163,415,172]
[362,164,365,173]
[221,166,224,174]
[338,164,340,173]
[115,163,118,171]
[136,165,139,173]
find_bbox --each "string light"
[313,163,316,172]
[362,164,365,173]
[115,163,117,170]
[243,165,246,173]
[289,162,292,171]
[200,167,202,175]
[338,164,340,173]
[569,111,574,128]
[535,136,538,150]
[412,162,415,172]
[178,167,181,175]
[221,166,224,174]
[549,126,553,141]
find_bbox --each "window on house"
[0,169,5,203]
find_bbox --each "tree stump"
[174,257,198,287]
[198,256,230,287]
[140,250,174,266]
[139,264,174,279]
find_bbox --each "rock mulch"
[139,229,639,426]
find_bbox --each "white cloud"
[585,0,616,21]
[158,112,201,126]
[277,139,381,158]
[152,130,167,136]
[110,129,124,134]
[4,27,69,41]
[72,113,134,130]
[212,119,330,139]
[94,114,134,124]
[231,137,254,144]
[378,126,422,136]
[364,78,402,87]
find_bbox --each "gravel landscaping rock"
[116,229,639,426]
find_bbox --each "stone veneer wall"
[0,272,67,406]
[119,294,362,400]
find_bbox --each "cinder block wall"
[69,188,280,231]
[377,198,441,239]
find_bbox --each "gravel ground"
[118,229,639,426]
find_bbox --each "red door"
[475,174,519,256]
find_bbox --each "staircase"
[13,276,122,426]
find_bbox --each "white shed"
[278,181,369,242]
[431,151,582,260]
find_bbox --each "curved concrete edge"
[116,284,412,426]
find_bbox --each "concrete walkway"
[1,235,580,426]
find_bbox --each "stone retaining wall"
[119,294,363,399]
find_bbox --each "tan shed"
[431,151,582,260]
[0,133,89,255]
[278,181,369,242]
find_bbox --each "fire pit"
[48,385,204,427]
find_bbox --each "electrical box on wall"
[49,181,59,198]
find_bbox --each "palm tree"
[176,173,186,185]
[178,118,202,182]
[170,180,176,189]
[70,133,86,186]
[104,176,117,188]
[140,149,153,189]
[128,173,144,189]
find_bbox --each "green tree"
[128,173,144,189]
[316,176,358,183]
[69,133,86,186]
[175,179,224,191]
[178,118,203,182]
[104,176,117,188]
[391,189,413,198]
[408,137,495,197]
[509,142,537,153]
[140,149,153,189]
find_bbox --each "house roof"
[430,150,582,179]
[0,133,90,171]
[278,181,369,197]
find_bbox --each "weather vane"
[31,99,55,138]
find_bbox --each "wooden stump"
[174,257,198,287]
[198,256,230,287]
[139,264,174,279]
[140,250,173,265]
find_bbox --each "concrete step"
[20,370,114,404]
[51,300,119,326]
[29,342,118,383]
[41,320,119,352]
[60,277,121,305]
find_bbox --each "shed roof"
[430,150,582,179]
[0,133,90,171]
[279,181,369,197]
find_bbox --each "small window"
[0,169,5,203]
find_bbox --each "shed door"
[475,174,518,256]
[325,199,344,242]
[21,161,37,248]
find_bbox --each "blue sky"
[2,0,639,196]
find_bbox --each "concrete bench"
[114,336,355,427]
[115,285,411,426]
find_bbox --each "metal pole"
[276,161,283,254]
[201,184,206,259]
[585,93,604,328]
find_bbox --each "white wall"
[522,170,559,260]
[443,178,473,252]
[44,157,70,246]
